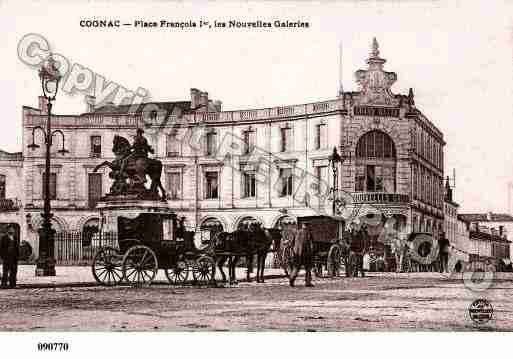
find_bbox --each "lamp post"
[328,147,343,216]
[28,55,68,276]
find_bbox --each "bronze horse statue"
[93,134,167,200]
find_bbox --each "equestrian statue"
[94,128,167,200]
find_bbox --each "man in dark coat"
[0,225,20,288]
[438,234,450,273]
[289,223,314,287]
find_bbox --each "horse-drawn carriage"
[280,215,349,278]
[396,232,440,273]
[91,210,216,286]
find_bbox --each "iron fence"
[54,231,118,265]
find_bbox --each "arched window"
[356,130,396,158]
[355,130,396,192]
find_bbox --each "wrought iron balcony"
[0,198,21,212]
[352,192,409,204]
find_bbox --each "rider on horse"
[132,128,155,158]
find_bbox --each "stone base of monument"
[91,198,178,287]
[96,198,175,233]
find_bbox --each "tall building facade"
[1,39,446,261]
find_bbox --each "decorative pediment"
[354,38,398,106]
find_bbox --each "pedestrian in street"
[289,223,314,287]
[0,224,20,288]
[438,234,450,273]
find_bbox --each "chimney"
[85,95,96,113]
[38,96,48,114]
[214,100,222,112]
[499,225,504,237]
[190,88,200,110]
[199,92,209,112]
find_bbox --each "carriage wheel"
[165,260,189,285]
[313,255,324,278]
[122,245,158,286]
[327,245,342,278]
[92,247,123,286]
[192,256,216,284]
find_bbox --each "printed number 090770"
[37,343,69,351]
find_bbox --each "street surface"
[1,271,512,331]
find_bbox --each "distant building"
[449,215,470,272]
[459,212,513,266]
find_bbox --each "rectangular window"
[243,172,256,198]
[375,166,383,191]
[88,173,102,209]
[205,171,219,199]
[315,124,326,150]
[90,136,101,158]
[166,134,180,157]
[167,172,181,200]
[42,172,57,200]
[314,166,327,195]
[356,165,395,192]
[279,168,293,197]
[355,166,365,192]
[280,127,291,152]
[382,166,395,192]
[243,130,256,154]
[366,165,375,191]
[206,132,217,156]
[412,167,417,200]
[0,175,5,199]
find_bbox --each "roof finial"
[338,42,344,97]
[371,37,379,57]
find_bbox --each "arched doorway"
[355,130,397,193]
[200,217,224,234]
[237,216,259,231]
[274,215,296,230]
[82,218,100,247]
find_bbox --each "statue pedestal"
[96,198,176,237]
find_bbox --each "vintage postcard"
[0,0,512,355]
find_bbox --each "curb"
[13,273,288,290]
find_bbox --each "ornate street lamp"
[28,55,68,276]
[328,147,343,215]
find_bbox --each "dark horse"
[93,135,166,199]
[210,223,280,285]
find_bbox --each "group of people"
[282,220,455,287]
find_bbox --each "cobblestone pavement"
[1,272,512,331]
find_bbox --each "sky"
[1,0,512,213]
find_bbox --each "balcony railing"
[0,198,21,211]
[352,192,409,204]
